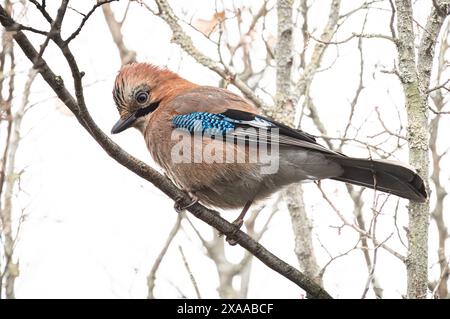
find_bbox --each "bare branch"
[308,32,396,45]
[29,0,53,23]
[388,0,397,39]
[316,182,406,262]
[374,106,407,140]
[0,4,332,299]
[429,23,450,298]
[2,23,47,36]
[292,0,341,106]
[102,2,136,65]
[394,0,448,298]
[0,69,37,299]
[178,245,201,299]
[427,78,450,93]
[65,0,119,44]
[150,0,267,109]
[147,213,182,299]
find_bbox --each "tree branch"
[65,0,119,44]
[151,0,267,109]
[0,3,331,299]
[147,213,182,299]
[393,0,448,298]
[101,2,136,65]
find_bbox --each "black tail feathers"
[329,156,427,202]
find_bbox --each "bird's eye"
[135,91,149,104]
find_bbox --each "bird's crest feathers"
[112,63,186,114]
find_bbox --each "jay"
[111,63,427,239]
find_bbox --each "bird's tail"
[327,156,427,202]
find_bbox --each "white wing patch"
[223,115,273,129]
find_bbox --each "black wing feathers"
[221,109,317,144]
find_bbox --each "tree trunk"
[394,0,447,298]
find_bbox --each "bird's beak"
[111,111,138,134]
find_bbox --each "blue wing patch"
[172,110,317,144]
[172,112,236,135]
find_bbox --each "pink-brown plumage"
[144,84,266,209]
[111,63,427,217]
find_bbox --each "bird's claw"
[174,192,198,213]
[221,218,244,246]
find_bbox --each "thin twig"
[316,182,405,262]
[179,245,201,299]
[65,0,119,44]
[149,0,267,109]
[0,4,332,299]
[147,213,183,299]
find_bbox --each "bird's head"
[111,63,192,134]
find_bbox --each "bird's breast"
[143,114,341,210]
[144,119,266,208]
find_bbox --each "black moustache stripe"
[135,100,161,118]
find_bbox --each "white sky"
[1,0,449,298]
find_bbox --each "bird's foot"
[220,200,253,246]
[226,218,244,246]
[174,192,198,213]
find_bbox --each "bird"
[111,63,427,243]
